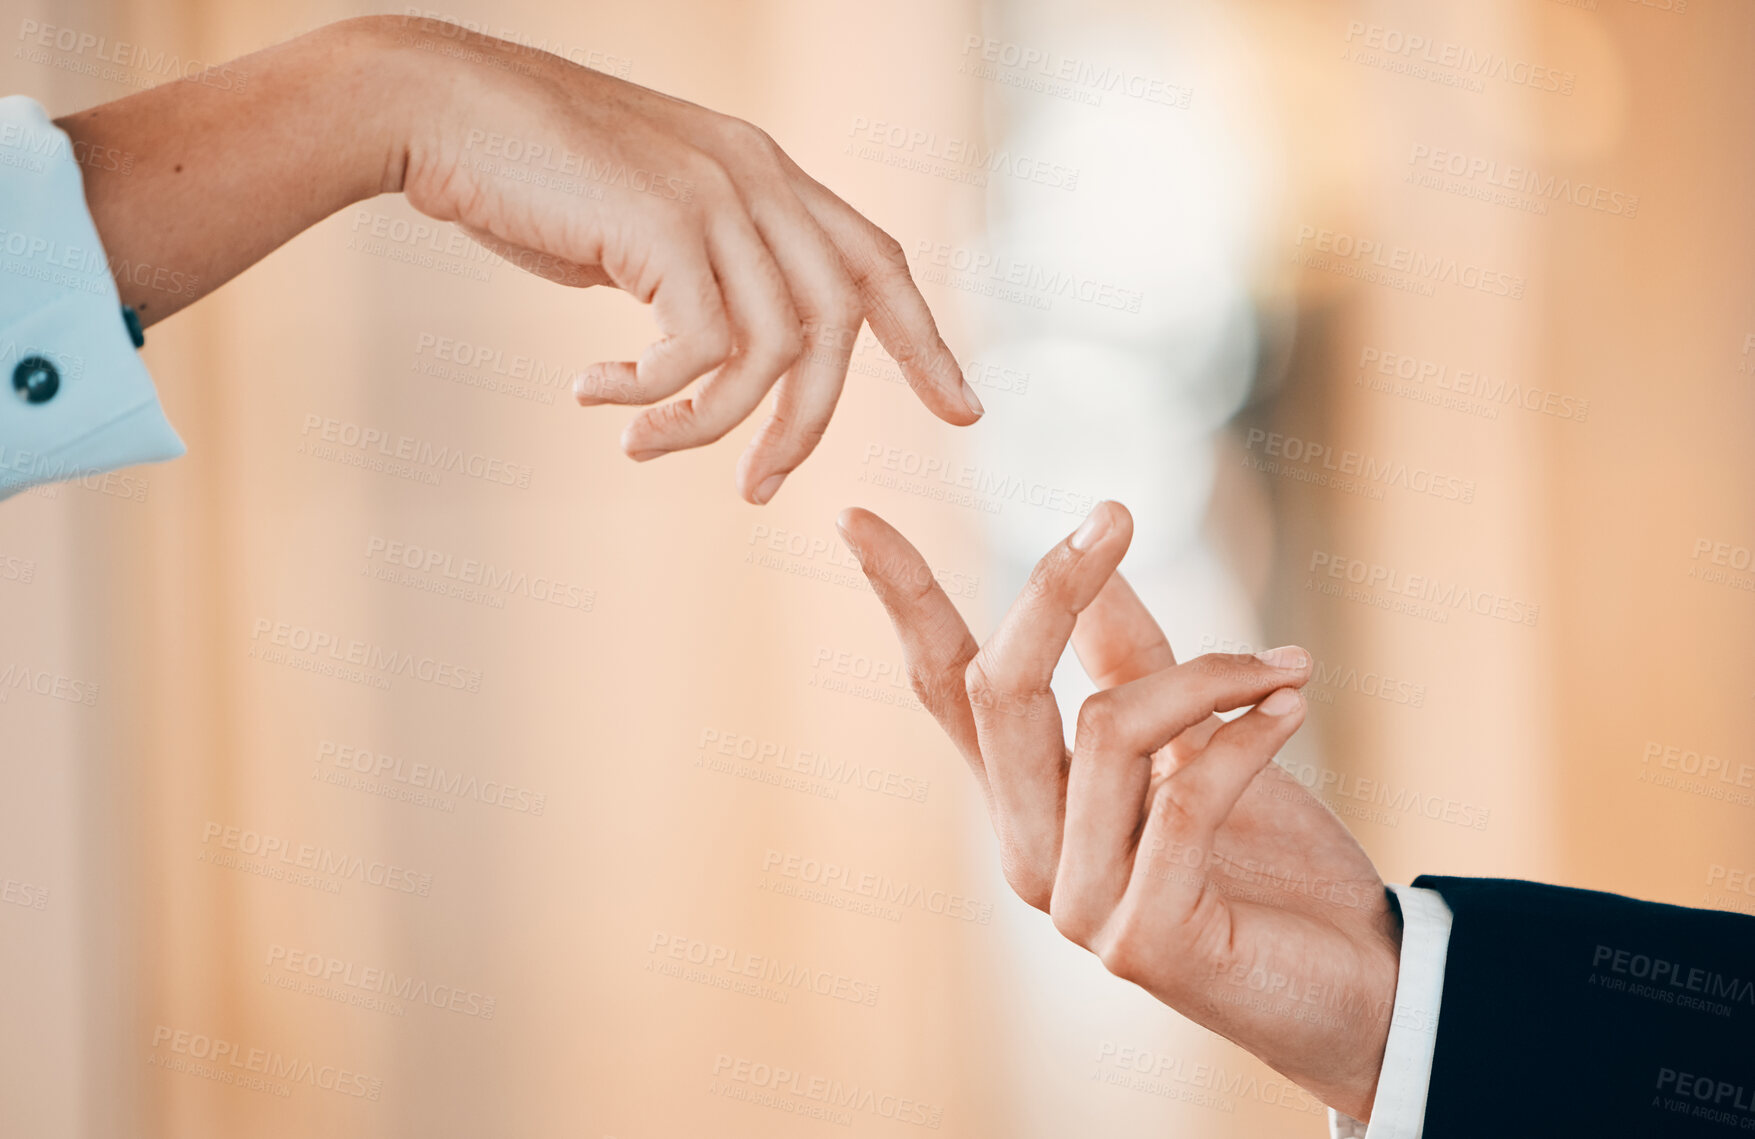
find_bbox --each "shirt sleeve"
[1328,884,1454,1139]
[0,94,183,500]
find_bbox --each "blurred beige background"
[2,0,1752,1136]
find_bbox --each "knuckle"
[1049,892,1096,947]
[1045,898,1088,940]
[1189,652,1228,676]
[849,226,915,292]
[1188,653,1244,693]
[1019,560,1059,605]
[788,418,828,457]
[1148,781,1199,834]
[1096,934,1141,984]
[1074,693,1122,751]
[1092,911,1145,982]
[999,854,1052,913]
[964,652,997,702]
[718,117,780,158]
[870,227,909,270]
[760,409,826,462]
[905,662,949,705]
[804,288,864,349]
[641,398,699,437]
[683,151,736,201]
[799,317,858,369]
[744,318,805,376]
[578,366,641,404]
[822,288,864,331]
[964,658,1009,721]
[772,319,806,366]
[698,321,735,366]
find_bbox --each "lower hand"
[837,501,1402,1120]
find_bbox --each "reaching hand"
[837,501,1402,1121]
[382,17,980,502]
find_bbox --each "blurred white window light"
[945,7,1309,1128]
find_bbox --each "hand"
[57,17,979,504]
[837,501,1402,1121]
[378,16,980,503]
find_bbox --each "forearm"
[53,17,412,326]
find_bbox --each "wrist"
[335,15,541,200]
[306,16,436,200]
[1344,919,1404,1119]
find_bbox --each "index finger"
[836,507,984,789]
[782,165,982,425]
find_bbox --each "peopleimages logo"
[1197,635,1427,708]
[299,413,533,489]
[1093,1041,1325,1115]
[0,223,201,296]
[1294,225,1525,299]
[1591,944,1755,1009]
[265,943,496,1018]
[1356,345,1591,424]
[1307,551,1541,627]
[1654,1068,1755,1118]
[847,116,1081,191]
[15,19,248,91]
[698,727,931,804]
[364,536,594,612]
[760,849,993,924]
[249,617,485,692]
[913,241,1143,312]
[649,931,881,1007]
[710,1054,945,1128]
[317,739,549,814]
[957,35,1194,109]
[1407,144,1639,218]
[1243,428,1476,503]
[199,822,434,897]
[0,661,98,707]
[149,1025,381,1100]
[0,117,132,173]
[1341,21,1576,95]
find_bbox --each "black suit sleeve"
[1412,876,1755,1137]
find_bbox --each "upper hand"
[837,501,1402,1121]
[370,16,982,503]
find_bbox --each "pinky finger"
[1165,687,1305,828]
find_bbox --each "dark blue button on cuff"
[12,355,59,403]
[122,305,145,349]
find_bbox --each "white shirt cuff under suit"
[1328,884,1454,1139]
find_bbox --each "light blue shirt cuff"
[0,94,183,500]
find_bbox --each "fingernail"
[1254,645,1309,670]
[628,449,667,462]
[572,372,602,405]
[834,510,865,559]
[960,379,986,418]
[753,472,786,504]
[1069,504,1111,551]
[1259,687,1302,716]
